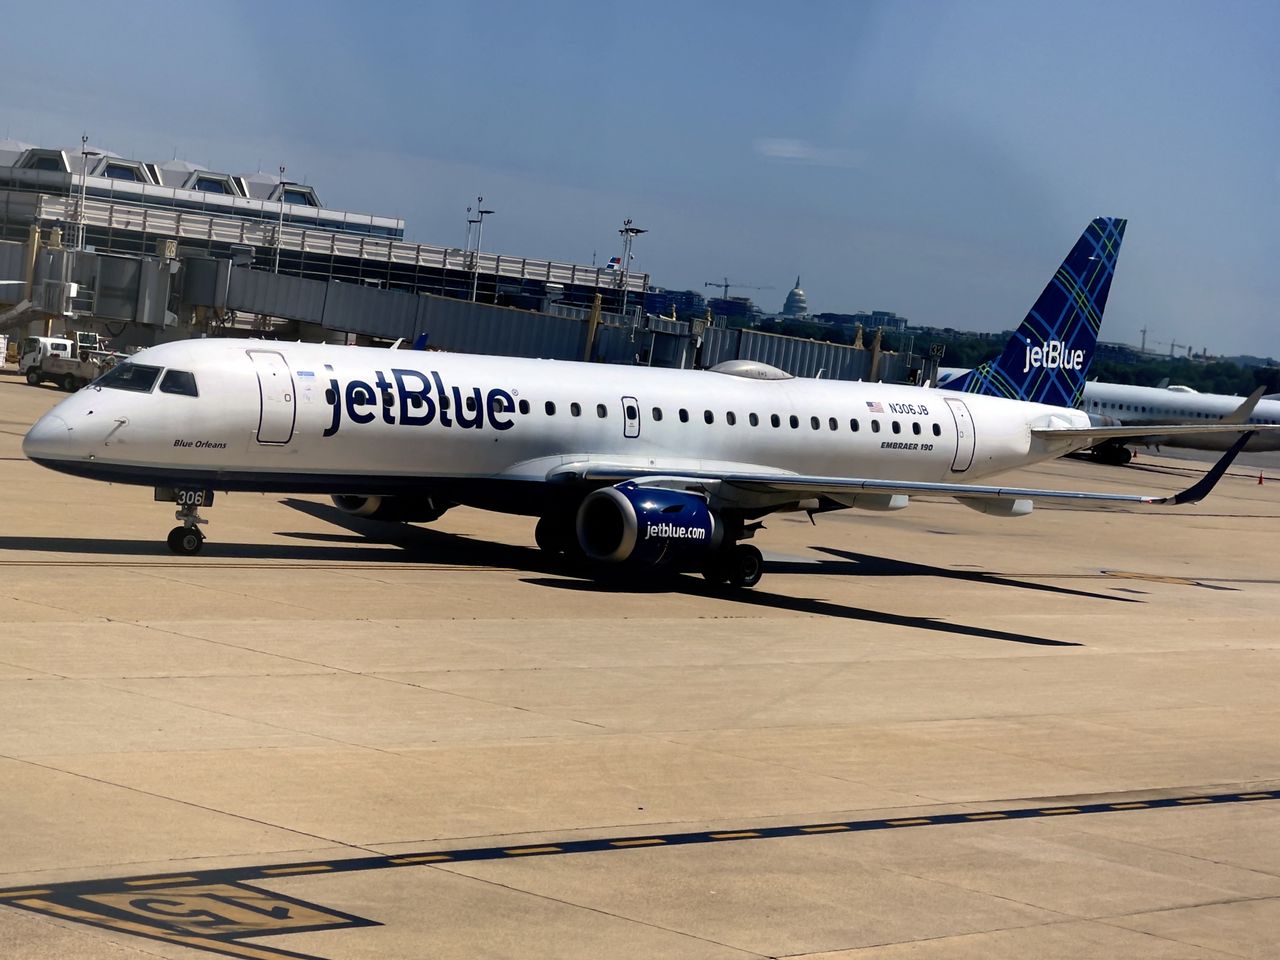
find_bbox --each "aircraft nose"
[22,413,73,461]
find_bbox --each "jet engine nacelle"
[576,482,721,566]
[330,495,450,523]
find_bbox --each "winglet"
[1163,430,1255,505]
[1220,386,1266,425]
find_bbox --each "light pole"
[273,164,286,273]
[617,218,646,319]
[469,197,493,302]
[76,134,100,251]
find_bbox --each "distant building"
[781,276,808,316]
[0,138,646,319]
[708,296,763,326]
[644,286,707,319]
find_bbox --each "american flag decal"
[866,401,884,413]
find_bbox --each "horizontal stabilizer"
[1031,422,1280,444]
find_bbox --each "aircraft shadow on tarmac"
[0,500,1118,646]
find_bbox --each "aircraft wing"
[548,431,1254,512]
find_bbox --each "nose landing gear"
[157,487,212,555]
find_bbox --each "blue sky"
[3,0,1276,356]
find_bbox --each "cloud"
[753,137,865,168]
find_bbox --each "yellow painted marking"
[1109,802,1150,809]
[709,831,760,839]
[800,824,851,833]
[124,875,198,887]
[261,864,332,875]
[0,889,51,899]
[1177,797,1212,805]
[503,846,562,855]
[887,818,932,826]
[609,838,666,847]
[389,854,454,864]
[966,812,1008,820]
[15,900,293,960]
[1040,808,1080,815]
[1239,793,1274,800]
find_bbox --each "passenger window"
[383,390,395,408]
[704,410,714,424]
[770,414,781,428]
[912,422,921,435]
[828,417,838,431]
[409,395,423,409]
[652,407,663,421]
[932,423,941,436]
[440,395,450,410]
[596,403,607,418]
[570,402,582,417]
[871,420,881,433]
[545,401,556,415]
[810,416,820,430]
[851,418,860,432]
[325,388,337,404]
[518,399,530,415]
[466,395,478,412]
[892,421,901,434]
[679,408,689,423]
[625,404,637,420]
[726,411,737,426]
[159,369,199,397]
[749,412,759,426]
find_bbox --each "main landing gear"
[1092,441,1134,466]
[159,488,212,555]
[701,542,764,589]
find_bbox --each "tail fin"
[941,217,1126,407]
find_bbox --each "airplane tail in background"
[941,217,1126,407]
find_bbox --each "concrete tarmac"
[1,367,1279,959]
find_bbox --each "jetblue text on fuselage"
[323,365,515,437]
[1022,339,1086,374]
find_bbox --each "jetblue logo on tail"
[1022,339,1086,374]
[942,217,1125,408]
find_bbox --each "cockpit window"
[95,362,162,393]
[160,369,199,397]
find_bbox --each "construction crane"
[1148,337,1194,358]
[704,277,773,300]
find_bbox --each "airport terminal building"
[0,138,911,381]
[0,139,647,335]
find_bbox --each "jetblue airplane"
[937,374,1280,464]
[1080,382,1280,462]
[22,217,1265,588]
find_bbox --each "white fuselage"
[1083,382,1280,451]
[24,339,1093,513]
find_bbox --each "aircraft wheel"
[1116,446,1133,465]
[25,370,40,385]
[726,544,764,589]
[534,514,574,554]
[167,526,205,556]
[701,552,732,585]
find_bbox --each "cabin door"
[945,397,975,472]
[621,396,641,439]
[248,350,296,444]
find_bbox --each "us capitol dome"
[781,276,808,317]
